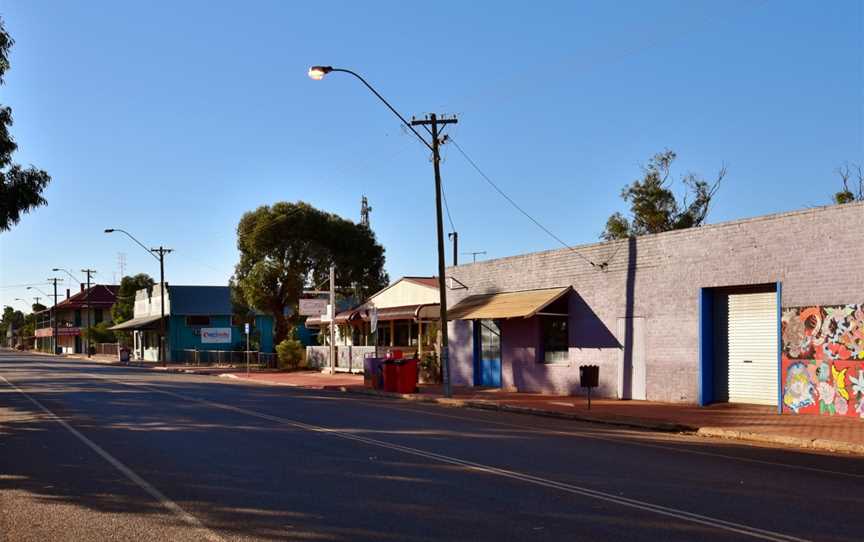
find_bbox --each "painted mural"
[781,304,864,416]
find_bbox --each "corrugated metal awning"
[447,287,571,320]
[109,314,163,330]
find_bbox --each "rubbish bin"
[385,349,403,360]
[396,358,419,394]
[119,347,131,363]
[364,356,385,389]
[382,360,400,392]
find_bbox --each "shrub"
[276,339,304,370]
[419,351,441,384]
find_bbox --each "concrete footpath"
[38,352,864,456]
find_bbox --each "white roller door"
[727,292,778,405]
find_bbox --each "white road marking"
[29,357,864,477]
[83,373,810,542]
[0,375,225,542]
[345,397,864,480]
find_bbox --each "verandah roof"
[447,287,571,320]
[108,314,164,330]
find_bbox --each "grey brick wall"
[446,202,864,402]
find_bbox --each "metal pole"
[329,264,336,374]
[81,270,94,357]
[430,115,452,397]
[50,278,60,355]
[246,327,250,376]
[159,248,165,366]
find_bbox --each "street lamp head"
[308,66,333,80]
[104,228,115,233]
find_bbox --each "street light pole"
[47,277,62,354]
[81,269,96,357]
[104,229,171,366]
[308,65,457,397]
[152,246,172,366]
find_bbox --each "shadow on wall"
[571,291,620,349]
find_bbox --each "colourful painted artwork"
[781,304,864,416]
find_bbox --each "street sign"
[299,298,328,316]
[244,322,250,334]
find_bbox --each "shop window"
[186,315,211,327]
[394,321,411,346]
[376,325,391,347]
[541,316,568,363]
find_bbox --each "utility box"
[579,365,599,388]
[579,365,600,409]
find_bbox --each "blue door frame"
[473,320,502,387]
[699,283,783,411]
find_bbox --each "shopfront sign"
[300,298,328,316]
[201,327,232,344]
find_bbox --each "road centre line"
[31,359,864,479]
[342,396,864,480]
[0,375,225,542]
[81,372,810,542]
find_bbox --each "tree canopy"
[112,273,155,324]
[231,201,389,344]
[833,163,863,205]
[602,150,725,241]
[0,18,51,232]
[0,305,24,339]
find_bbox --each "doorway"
[474,319,501,387]
[617,317,646,400]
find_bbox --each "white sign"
[244,322,250,334]
[300,298,328,316]
[370,306,378,334]
[201,328,232,344]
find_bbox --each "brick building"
[445,202,864,413]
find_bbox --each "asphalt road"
[1,350,862,541]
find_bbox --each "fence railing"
[306,345,419,373]
[173,349,277,369]
[93,343,121,356]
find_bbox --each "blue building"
[111,285,274,362]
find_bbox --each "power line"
[441,181,457,232]
[448,137,600,269]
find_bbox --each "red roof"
[52,285,119,310]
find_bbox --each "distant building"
[34,284,119,354]
[305,276,440,371]
[110,285,274,362]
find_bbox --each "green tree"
[0,306,24,340]
[833,163,863,205]
[232,201,389,344]
[82,321,117,344]
[0,18,51,232]
[602,150,725,241]
[111,274,155,324]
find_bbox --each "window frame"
[540,315,569,364]
[185,315,211,327]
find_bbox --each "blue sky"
[1,0,861,311]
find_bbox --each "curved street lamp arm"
[328,68,434,153]
[107,228,160,262]
[52,268,82,283]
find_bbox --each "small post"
[329,264,336,374]
[245,321,250,377]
